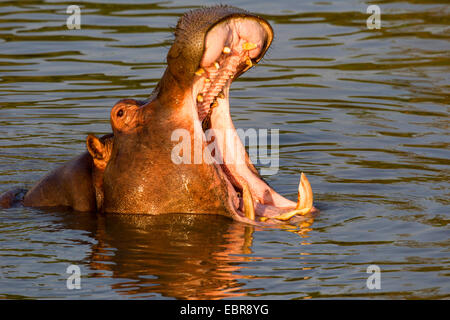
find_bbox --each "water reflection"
[59,213,257,299]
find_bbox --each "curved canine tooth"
[274,172,313,221]
[223,46,231,54]
[197,94,204,103]
[214,62,220,69]
[243,182,255,221]
[245,57,253,68]
[195,68,205,76]
[297,172,313,211]
[243,42,257,51]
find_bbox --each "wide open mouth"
[189,17,308,222]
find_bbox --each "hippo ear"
[86,134,105,160]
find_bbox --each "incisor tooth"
[274,172,313,221]
[223,46,231,54]
[242,42,257,51]
[197,94,204,103]
[243,183,255,221]
[214,62,220,69]
[195,68,205,76]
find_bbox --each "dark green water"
[0,0,448,299]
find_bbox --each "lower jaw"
[194,88,298,222]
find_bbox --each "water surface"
[0,0,449,299]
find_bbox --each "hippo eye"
[117,109,124,117]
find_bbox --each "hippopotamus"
[0,5,316,225]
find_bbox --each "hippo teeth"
[245,57,253,68]
[297,172,313,211]
[274,173,314,221]
[195,61,235,122]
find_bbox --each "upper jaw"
[191,15,272,125]
[161,8,315,224]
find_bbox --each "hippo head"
[96,6,314,224]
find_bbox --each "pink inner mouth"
[191,18,300,221]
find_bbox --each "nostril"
[117,109,124,117]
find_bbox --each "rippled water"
[0,0,449,299]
